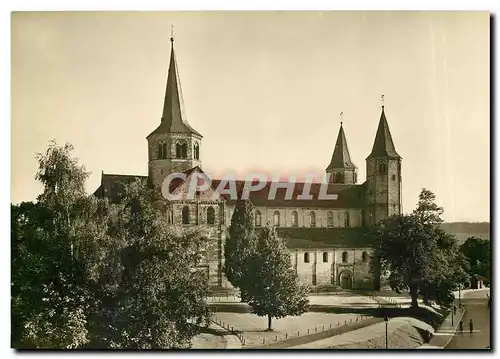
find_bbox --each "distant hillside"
[440,222,490,244]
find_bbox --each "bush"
[309,284,342,294]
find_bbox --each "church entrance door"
[340,271,352,290]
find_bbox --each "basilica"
[94,36,402,291]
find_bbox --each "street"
[445,289,490,349]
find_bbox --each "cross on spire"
[381,94,385,109]
[170,25,174,43]
[340,111,343,126]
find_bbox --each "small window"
[255,210,262,227]
[378,162,386,174]
[342,251,348,263]
[309,211,316,227]
[392,174,396,181]
[194,142,200,160]
[335,172,344,183]
[304,252,310,263]
[291,211,298,227]
[322,252,328,263]
[207,206,215,225]
[273,211,280,227]
[344,212,350,228]
[182,206,190,224]
[327,212,334,227]
[176,141,187,159]
[157,141,167,159]
[362,251,368,262]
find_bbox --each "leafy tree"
[374,214,437,308]
[413,188,444,224]
[460,236,490,283]
[374,189,469,308]
[224,200,257,298]
[102,179,212,349]
[11,142,109,348]
[245,227,309,330]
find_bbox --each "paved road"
[445,289,490,349]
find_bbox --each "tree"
[460,236,490,283]
[102,179,212,349]
[245,227,309,330]
[224,200,257,297]
[374,214,438,308]
[374,189,469,308]
[413,188,444,224]
[11,141,109,348]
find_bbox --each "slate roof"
[367,107,401,159]
[147,39,202,138]
[276,227,374,249]
[95,167,366,209]
[326,124,356,171]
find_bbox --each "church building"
[94,36,402,291]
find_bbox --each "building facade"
[94,36,402,291]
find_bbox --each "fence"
[212,314,373,347]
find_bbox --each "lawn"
[213,311,371,347]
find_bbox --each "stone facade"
[94,38,403,291]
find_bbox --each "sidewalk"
[418,306,465,349]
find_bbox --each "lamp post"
[384,316,388,349]
[458,284,461,308]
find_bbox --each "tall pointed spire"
[148,32,202,138]
[367,104,400,159]
[326,117,356,172]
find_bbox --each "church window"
[309,211,316,227]
[342,251,348,263]
[378,162,386,174]
[182,206,190,224]
[207,206,215,225]
[158,141,167,159]
[362,251,368,262]
[176,141,188,159]
[344,212,350,227]
[304,252,310,263]
[327,211,334,227]
[273,211,280,227]
[255,210,262,227]
[335,172,344,183]
[194,142,200,160]
[323,252,328,263]
[392,174,396,181]
[291,211,298,227]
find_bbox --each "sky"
[11,11,490,222]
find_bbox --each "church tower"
[147,35,203,189]
[365,104,402,226]
[326,119,357,185]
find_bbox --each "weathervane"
[340,111,343,126]
[170,25,174,42]
[381,94,385,109]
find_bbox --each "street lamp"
[384,316,388,349]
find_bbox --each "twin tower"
[147,37,402,226]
